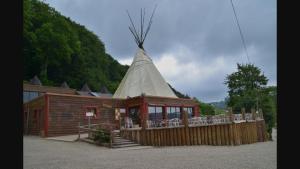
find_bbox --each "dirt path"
[24,132,276,169]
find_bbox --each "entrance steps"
[111,130,141,148]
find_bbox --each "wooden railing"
[120,109,267,146]
[123,108,264,129]
[121,120,267,146]
[78,123,116,147]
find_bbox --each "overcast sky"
[44,0,276,103]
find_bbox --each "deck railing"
[120,108,267,146]
[78,123,116,147]
[121,120,267,146]
[123,111,264,129]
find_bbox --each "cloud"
[153,46,236,101]
[155,47,226,85]
[44,0,276,102]
[118,57,132,66]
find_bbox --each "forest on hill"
[24,0,129,92]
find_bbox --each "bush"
[93,129,110,143]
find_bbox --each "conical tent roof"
[113,48,177,98]
[60,81,70,88]
[80,83,91,92]
[99,85,110,94]
[30,75,42,85]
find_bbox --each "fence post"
[141,116,147,145]
[228,107,233,122]
[183,111,189,127]
[251,108,256,120]
[78,122,81,140]
[183,110,190,145]
[241,108,246,120]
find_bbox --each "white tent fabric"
[113,48,177,98]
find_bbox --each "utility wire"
[230,0,250,63]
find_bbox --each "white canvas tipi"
[113,48,177,98]
[113,7,177,99]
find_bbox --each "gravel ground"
[24,129,277,169]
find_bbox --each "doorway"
[128,106,140,127]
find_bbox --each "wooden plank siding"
[23,96,46,136]
[47,94,125,137]
[120,120,268,146]
[24,93,125,137]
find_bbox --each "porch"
[120,109,268,146]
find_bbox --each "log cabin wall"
[23,93,126,137]
[47,93,125,137]
[23,96,46,136]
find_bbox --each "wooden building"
[23,92,199,137]
[23,76,77,103]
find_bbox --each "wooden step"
[113,141,135,145]
[112,143,141,148]
[113,138,128,141]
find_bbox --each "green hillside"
[24,0,129,92]
[209,100,227,109]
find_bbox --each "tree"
[193,97,216,115]
[225,63,268,112]
[259,86,277,137]
[23,0,128,92]
[168,84,191,99]
[225,63,275,140]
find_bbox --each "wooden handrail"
[78,122,117,146]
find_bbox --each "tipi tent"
[99,85,110,94]
[60,81,70,88]
[113,7,177,99]
[30,75,42,85]
[113,48,177,98]
[80,83,91,92]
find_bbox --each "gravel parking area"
[24,130,276,169]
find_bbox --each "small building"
[23,92,198,137]
[23,93,124,137]
[23,76,77,103]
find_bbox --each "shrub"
[93,129,110,143]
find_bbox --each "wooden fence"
[78,123,116,147]
[120,120,268,146]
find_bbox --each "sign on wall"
[85,112,94,117]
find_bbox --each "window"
[148,106,163,122]
[167,106,181,119]
[119,108,126,113]
[115,108,125,120]
[183,107,194,118]
[23,91,39,102]
[85,107,99,119]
